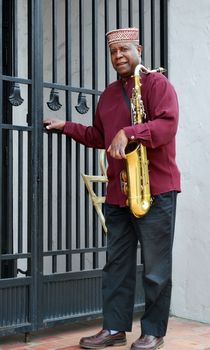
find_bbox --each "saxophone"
[121,64,165,218]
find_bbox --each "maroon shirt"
[63,72,181,206]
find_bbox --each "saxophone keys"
[120,170,128,195]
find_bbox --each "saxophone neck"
[134,64,166,76]
[134,64,146,76]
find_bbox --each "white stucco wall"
[168,0,210,323]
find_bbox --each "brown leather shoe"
[79,329,127,349]
[130,335,164,350]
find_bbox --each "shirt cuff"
[123,126,136,140]
[63,121,71,135]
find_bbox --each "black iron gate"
[0,0,168,337]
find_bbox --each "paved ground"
[0,316,210,350]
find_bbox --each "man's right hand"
[44,118,66,131]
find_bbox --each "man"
[45,28,180,350]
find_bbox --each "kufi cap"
[106,27,139,46]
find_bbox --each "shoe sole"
[130,339,164,350]
[153,340,164,350]
[80,340,127,349]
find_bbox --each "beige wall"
[169,0,210,323]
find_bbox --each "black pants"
[102,191,177,337]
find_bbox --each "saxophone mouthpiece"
[156,67,167,73]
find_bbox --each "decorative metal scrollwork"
[47,88,62,111]
[17,268,28,276]
[75,92,89,114]
[8,83,24,106]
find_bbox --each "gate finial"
[8,83,24,106]
[47,89,62,111]
[75,93,89,114]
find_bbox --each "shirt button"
[130,135,135,140]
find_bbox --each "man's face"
[110,42,142,79]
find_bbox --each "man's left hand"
[107,129,128,159]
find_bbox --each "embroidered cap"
[106,27,139,46]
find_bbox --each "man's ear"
[137,45,143,56]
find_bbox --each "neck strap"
[121,83,131,112]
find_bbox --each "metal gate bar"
[65,0,73,273]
